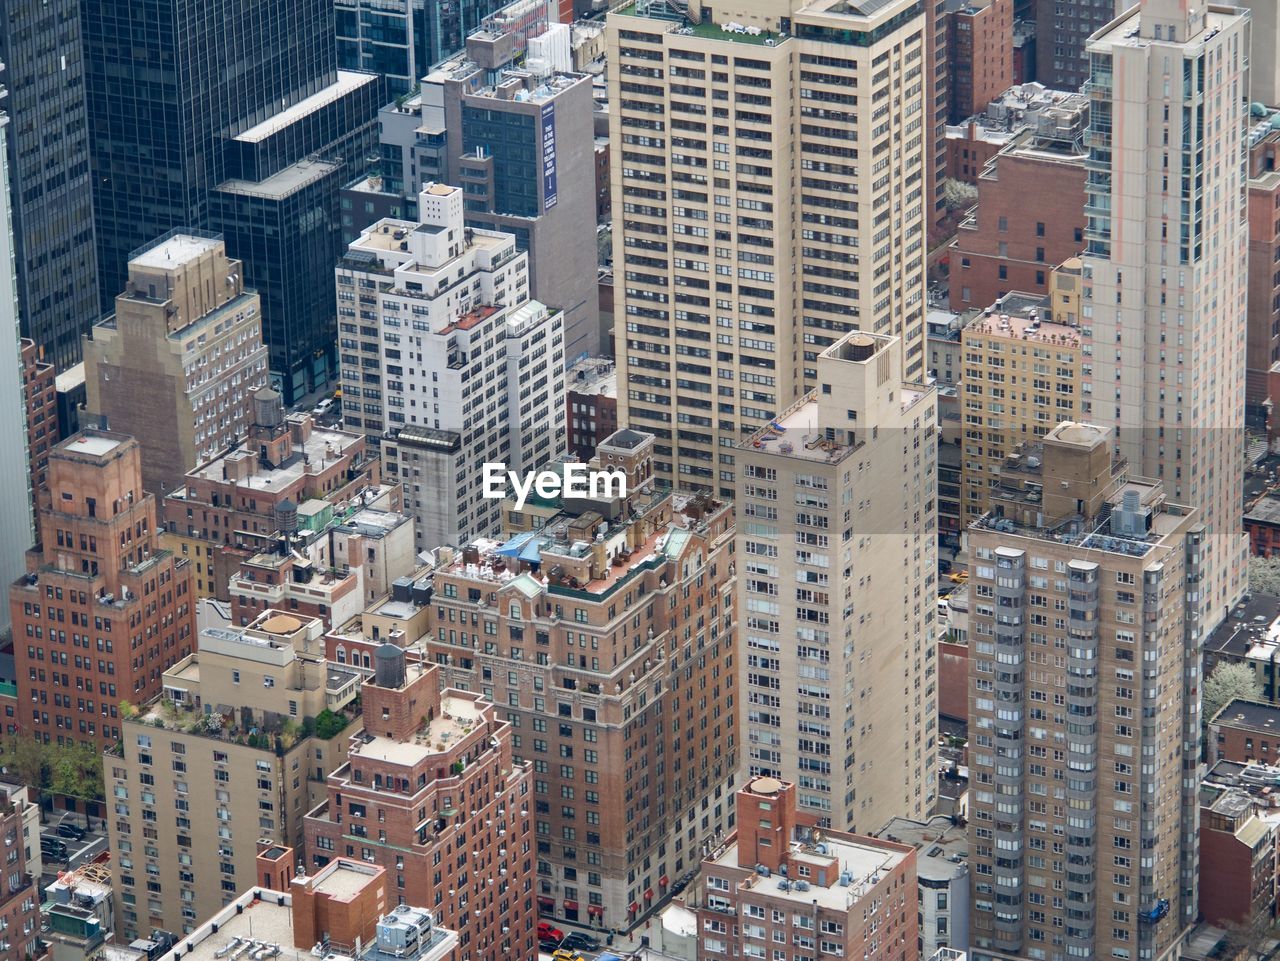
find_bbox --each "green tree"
[1248,556,1280,595]
[1203,661,1265,725]
[0,735,46,789]
[47,742,104,801]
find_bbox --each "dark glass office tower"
[334,0,511,97]
[83,0,381,402]
[0,0,100,370]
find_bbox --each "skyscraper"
[82,0,381,402]
[337,183,566,553]
[9,430,197,749]
[84,232,268,499]
[607,0,928,497]
[0,0,100,369]
[965,422,1202,961]
[0,80,36,635]
[1035,0,1117,91]
[736,331,937,830]
[1082,0,1250,638]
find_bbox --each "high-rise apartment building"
[106,610,359,939]
[689,776,919,961]
[338,183,566,552]
[1034,0,1116,91]
[304,645,535,961]
[965,421,1202,961]
[958,290,1082,526]
[424,428,738,927]
[350,18,603,359]
[1246,123,1280,422]
[84,232,269,499]
[82,0,380,402]
[0,0,99,369]
[9,430,196,749]
[1082,0,1250,638]
[608,0,928,497]
[736,331,937,830]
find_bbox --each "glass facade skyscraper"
[83,0,381,402]
[0,0,100,370]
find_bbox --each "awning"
[628,902,639,914]
[588,905,604,916]
[644,888,654,900]
[659,875,669,887]
[537,896,554,908]
[563,900,579,911]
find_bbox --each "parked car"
[40,837,67,859]
[537,923,564,942]
[56,822,86,841]
[559,933,601,953]
[314,397,336,415]
[539,941,560,954]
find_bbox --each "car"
[539,941,561,954]
[938,558,952,574]
[40,837,67,859]
[314,397,336,415]
[551,952,585,961]
[56,822,86,841]
[948,570,969,583]
[537,923,564,942]
[559,933,602,953]
[937,598,949,617]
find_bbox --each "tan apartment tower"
[736,331,937,831]
[85,231,268,498]
[607,0,928,498]
[1081,0,1250,639]
[965,422,1203,961]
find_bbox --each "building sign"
[541,103,558,211]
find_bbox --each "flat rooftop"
[1212,699,1280,734]
[875,815,968,882]
[707,835,908,912]
[235,72,378,143]
[310,860,381,900]
[62,433,126,457]
[965,302,1079,347]
[217,158,339,200]
[1205,593,1280,661]
[351,691,482,768]
[183,421,363,493]
[130,234,220,270]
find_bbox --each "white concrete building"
[337,183,566,551]
[1082,0,1250,642]
[736,331,938,831]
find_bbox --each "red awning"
[588,905,604,916]
[537,896,554,907]
[644,888,655,900]
[628,902,640,914]
[659,875,669,886]
[564,901,579,911]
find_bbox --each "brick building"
[950,127,1086,312]
[1198,782,1277,928]
[946,0,1012,125]
[1248,127,1280,418]
[425,429,738,928]
[21,339,56,550]
[152,856,458,961]
[1245,495,1280,558]
[688,776,918,961]
[9,430,196,748]
[565,357,618,461]
[1209,699,1280,764]
[0,784,42,961]
[304,646,535,961]
[163,388,381,600]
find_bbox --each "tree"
[1248,556,1280,595]
[1203,661,1264,725]
[47,742,103,801]
[0,735,45,789]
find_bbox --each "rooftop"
[566,357,617,397]
[62,433,126,458]
[1211,699,1280,735]
[963,296,1080,347]
[350,690,484,768]
[130,234,221,271]
[874,815,968,882]
[705,834,909,912]
[235,72,379,143]
[217,158,340,200]
[1204,593,1280,661]
[1246,494,1280,527]
[181,420,364,494]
